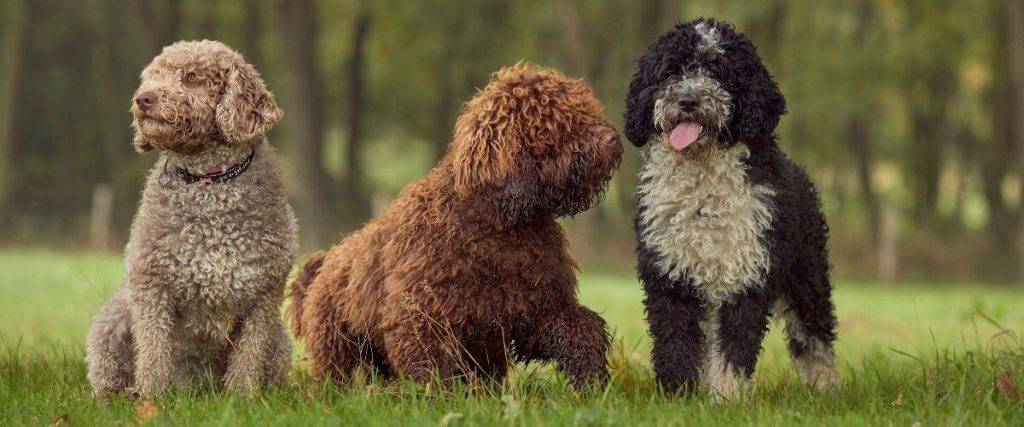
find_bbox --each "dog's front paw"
[795,355,841,392]
[223,370,261,396]
[704,365,747,404]
[803,366,841,393]
[135,377,172,398]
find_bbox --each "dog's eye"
[182,72,201,86]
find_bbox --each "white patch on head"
[638,143,774,303]
[700,303,746,402]
[774,299,840,391]
[695,22,725,55]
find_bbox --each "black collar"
[175,147,256,184]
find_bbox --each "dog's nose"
[678,94,700,111]
[598,127,620,146]
[134,92,157,110]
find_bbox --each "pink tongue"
[669,121,702,151]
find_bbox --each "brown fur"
[287,64,622,389]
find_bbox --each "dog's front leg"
[382,320,480,387]
[519,304,610,390]
[131,288,177,397]
[644,282,706,393]
[704,287,772,402]
[224,298,290,394]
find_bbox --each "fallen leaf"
[996,370,1020,400]
[137,400,160,423]
[438,412,463,426]
[890,392,902,406]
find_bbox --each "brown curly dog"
[288,64,622,389]
[85,40,297,399]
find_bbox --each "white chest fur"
[638,143,774,302]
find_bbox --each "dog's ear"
[450,102,542,223]
[624,69,660,148]
[727,38,786,143]
[216,60,282,144]
[625,28,683,148]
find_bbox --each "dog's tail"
[286,251,327,339]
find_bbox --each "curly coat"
[625,19,839,399]
[288,64,622,389]
[85,40,297,398]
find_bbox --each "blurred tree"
[130,0,182,55]
[0,0,27,236]
[273,0,337,246]
[240,0,265,68]
[340,6,373,230]
[984,0,1024,280]
[845,0,881,256]
[0,0,1020,282]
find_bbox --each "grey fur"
[86,41,297,399]
[651,72,732,151]
[695,22,725,55]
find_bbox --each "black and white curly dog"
[625,19,839,400]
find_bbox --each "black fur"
[625,19,787,149]
[628,18,837,392]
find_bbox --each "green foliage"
[1,0,1022,281]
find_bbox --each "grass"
[0,249,1022,425]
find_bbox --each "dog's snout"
[599,128,620,146]
[134,91,157,110]
[677,94,699,111]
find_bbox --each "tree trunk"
[432,76,455,163]
[907,67,950,224]
[131,0,182,55]
[273,0,336,247]
[847,115,880,248]
[615,0,671,220]
[240,0,263,68]
[195,0,220,39]
[430,14,463,164]
[557,0,612,253]
[983,0,1022,280]
[87,1,128,180]
[559,0,587,75]
[846,0,880,253]
[748,0,787,66]
[1003,0,1024,281]
[0,0,27,235]
[88,184,114,252]
[341,11,373,229]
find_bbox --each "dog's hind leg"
[302,290,362,383]
[779,220,839,391]
[263,318,293,387]
[86,287,136,399]
[777,296,838,391]
[777,271,839,390]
